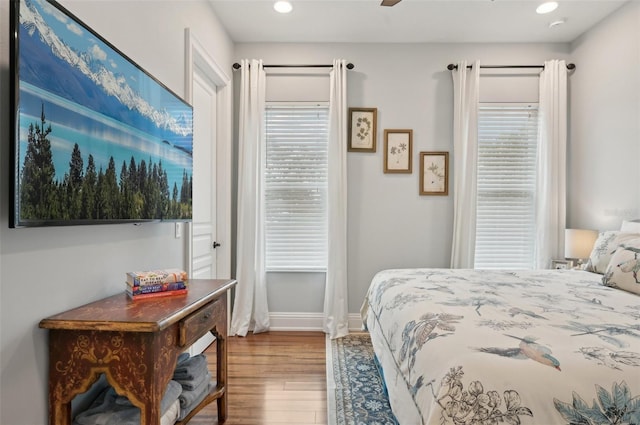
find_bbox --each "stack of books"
[126,268,188,300]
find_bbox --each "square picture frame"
[551,259,575,270]
[348,107,377,152]
[383,129,412,173]
[420,151,449,196]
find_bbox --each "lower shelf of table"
[175,384,226,425]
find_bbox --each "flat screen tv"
[10,0,193,228]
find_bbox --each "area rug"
[326,332,398,425]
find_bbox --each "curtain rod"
[232,62,354,70]
[447,63,576,70]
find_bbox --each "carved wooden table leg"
[47,329,106,425]
[215,292,228,423]
[48,384,72,425]
[47,328,178,425]
[119,329,178,425]
[216,332,227,422]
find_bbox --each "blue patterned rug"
[326,333,398,425]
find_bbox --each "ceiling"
[208,0,628,44]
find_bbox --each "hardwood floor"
[188,331,328,425]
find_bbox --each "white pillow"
[585,231,640,274]
[602,238,640,295]
[620,220,640,233]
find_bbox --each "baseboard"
[268,312,363,332]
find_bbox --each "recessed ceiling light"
[274,1,293,14]
[536,1,558,14]
[549,19,566,28]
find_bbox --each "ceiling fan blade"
[381,0,402,6]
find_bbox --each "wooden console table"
[39,279,236,425]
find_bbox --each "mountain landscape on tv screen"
[14,0,193,224]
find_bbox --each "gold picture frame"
[383,129,412,174]
[348,107,377,152]
[420,151,449,195]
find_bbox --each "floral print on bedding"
[360,269,640,425]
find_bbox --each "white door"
[184,29,232,355]
[191,70,218,280]
[188,67,218,355]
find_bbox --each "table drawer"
[179,298,221,347]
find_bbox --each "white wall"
[568,1,640,230]
[0,1,233,424]
[234,42,571,315]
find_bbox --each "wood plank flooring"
[188,331,328,425]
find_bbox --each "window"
[264,103,329,271]
[475,104,539,269]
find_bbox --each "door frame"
[184,28,232,280]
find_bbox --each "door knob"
[213,241,221,249]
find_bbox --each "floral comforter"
[360,268,640,425]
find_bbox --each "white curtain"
[230,59,269,336]
[535,60,567,269]
[323,59,349,339]
[450,61,480,269]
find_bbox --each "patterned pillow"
[585,231,640,274]
[602,239,640,295]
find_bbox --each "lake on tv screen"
[19,86,192,198]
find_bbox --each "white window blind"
[475,104,539,269]
[264,103,329,272]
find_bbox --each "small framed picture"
[384,129,412,174]
[420,151,449,196]
[551,259,575,270]
[348,108,377,152]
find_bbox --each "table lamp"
[564,228,598,268]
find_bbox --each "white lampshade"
[564,228,598,260]
[273,1,293,13]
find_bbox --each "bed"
[361,267,640,425]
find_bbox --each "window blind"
[264,103,329,271]
[475,104,539,269]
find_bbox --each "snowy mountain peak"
[20,0,192,138]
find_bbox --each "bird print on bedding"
[578,346,640,370]
[400,313,464,370]
[476,335,561,371]
[508,307,547,320]
[610,244,640,283]
[555,321,640,348]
